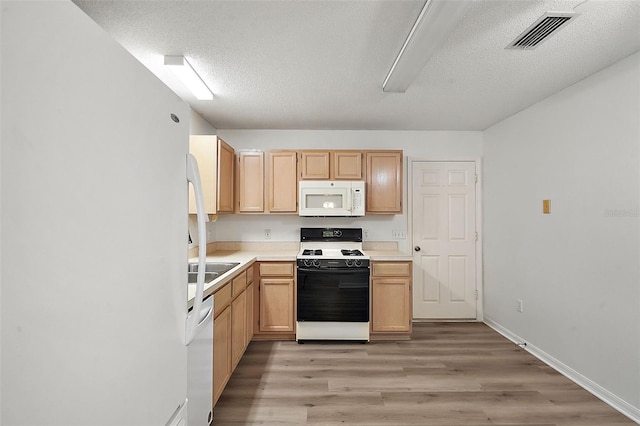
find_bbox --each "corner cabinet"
[189,135,235,215]
[371,261,412,340]
[365,151,402,214]
[254,261,296,340]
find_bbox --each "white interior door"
[412,161,478,319]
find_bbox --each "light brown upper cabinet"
[236,150,264,213]
[217,140,235,213]
[189,135,235,215]
[365,151,403,214]
[299,151,330,180]
[298,150,363,180]
[267,151,298,213]
[331,151,363,180]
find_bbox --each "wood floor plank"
[213,323,635,425]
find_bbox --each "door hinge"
[475,290,479,300]
[475,231,478,241]
[475,174,478,184]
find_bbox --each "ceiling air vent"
[507,11,578,49]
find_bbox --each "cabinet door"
[366,151,402,213]
[217,138,235,213]
[237,151,264,212]
[332,151,362,180]
[268,151,298,212]
[259,278,295,332]
[231,290,247,369]
[213,305,231,405]
[246,282,254,342]
[299,151,330,180]
[371,278,411,332]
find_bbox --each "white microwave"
[299,181,365,217]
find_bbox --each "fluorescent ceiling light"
[383,0,471,93]
[164,55,213,100]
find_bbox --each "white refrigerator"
[1,1,205,424]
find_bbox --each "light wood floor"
[213,322,635,425]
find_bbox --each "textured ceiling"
[73,0,640,131]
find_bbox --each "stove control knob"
[345,259,353,267]
[303,259,313,267]
[312,259,321,268]
[354,259,362,267]
[335,230,343,237]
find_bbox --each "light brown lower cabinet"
[246,281,254,342]
[371,261,412,339]
[212,264,254,406]
[231,289,247,370]
[246,265,255,342]
[254,261,296,339]
[213,303,231,405]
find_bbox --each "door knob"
[414,246,421,252]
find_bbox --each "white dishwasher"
[187,294,214,426]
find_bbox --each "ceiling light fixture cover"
[383,0,472,93]
[164,55,213,100]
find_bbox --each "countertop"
[187,246,411,307]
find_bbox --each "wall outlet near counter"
[264,229,271,240]
[516,299,524,313]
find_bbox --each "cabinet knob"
[414,246,421,252]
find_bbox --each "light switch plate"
[543,200,551,214]
[392,230,406,239]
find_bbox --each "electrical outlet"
[264,229,271,240]
[392,230,406,239]
[363,229,369,239]
[516,299,524,313]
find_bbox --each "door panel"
[412,161,477,319]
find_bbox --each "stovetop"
[300,248,365,257]
[297,228,369,267]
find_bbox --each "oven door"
[297,267,370,322]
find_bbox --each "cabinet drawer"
[232,271,247,298]
[372,262,411,277]
[259,262,294,277]
[213,282,231,317]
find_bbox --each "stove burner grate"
[302,249,323,256]
[341,249,364,256]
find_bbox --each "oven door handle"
[297,267,369,274]
[338,282,369,289]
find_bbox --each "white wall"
[190,108,217,135]
[483,51,640,418]
[214,130,482,252]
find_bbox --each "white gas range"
[296,228,370,342]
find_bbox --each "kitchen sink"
[187,272,218,284]
[188,262,240,275]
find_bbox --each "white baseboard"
[483,316,640,424]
